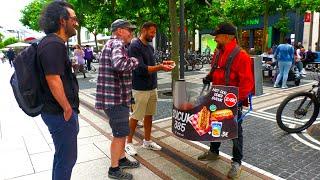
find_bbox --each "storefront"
[240,11,304,53]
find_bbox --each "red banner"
[304,13,311,22]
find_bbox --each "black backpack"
[10,42,43,117]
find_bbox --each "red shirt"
[209,39,254,104]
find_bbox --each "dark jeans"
[9,59,13,67]
[41,111,79,180]
[87,59,92,71]
[210,109,243,164]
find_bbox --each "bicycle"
[184,53,204,71]
[84,63,96,73]
[276,69,320,133]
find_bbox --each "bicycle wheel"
[194,58,204,70]
[276,92,320,133]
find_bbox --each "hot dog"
[197,106,210,130]
[211,109,234,120]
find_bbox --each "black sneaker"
[119,158,140,169]
[108,169,133,180]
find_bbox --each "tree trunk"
[169,0,179,81]
[94,33,98,52]
[262,5,269,53]
[191,27,195,51]
[77,27,81,45]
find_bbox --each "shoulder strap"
[209,50,220,75]
[225,45,241,86]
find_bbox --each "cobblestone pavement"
[78,63,320,179]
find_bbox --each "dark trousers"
[87,59,92,71]
[210,109,243,164]
[41,111,79,180]
[9,59,13,67]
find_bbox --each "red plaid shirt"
[95,36,139,109]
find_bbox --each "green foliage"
[0,42,4,49]
[0,32,3,42]
[20,0,50,31]
[274,17,290,33]
[3,37,19,47]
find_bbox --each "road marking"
[190,141,285,180]
[291,133,320,151]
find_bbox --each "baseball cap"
[111,19,136,32]
[211,23,237,36]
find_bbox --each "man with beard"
[38,2,80,179]
[198,23,254,179]
[125,22,174,156]
[96,19,140,180]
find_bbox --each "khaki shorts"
[130,89,158,121]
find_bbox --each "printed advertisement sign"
[172,84,239,141]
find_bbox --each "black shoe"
[108,168,133,180]
[119,158,140,169]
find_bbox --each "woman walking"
[273,38,294,89]
[74,45,86,78]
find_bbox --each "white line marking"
[190,141,285,180]
[290,134,320,151]
[303,133,320,146]
[154,117,172,123]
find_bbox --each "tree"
[20,0,50,31]
[3,37,19,47]
[169,0,179,81]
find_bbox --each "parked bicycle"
[276,69,320,133]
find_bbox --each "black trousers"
[86,59,92,71]
[210,109,243,164]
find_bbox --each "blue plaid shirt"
[95,36,139,109]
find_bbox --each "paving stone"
[207,159,230,176]
[30,151,54,172]
[155,120,172,128]
[71,157,109,180]
[77,126,101,139]
[9,170,51,180]
[152,131,167,138]
[148,157,188,177]
[76,143,106,163]
[23,134,51,154]
[77,135,108,146]
[161,136,189,151]
[135,146,161,160]
[0,138,34,179]
[239,170,263,180]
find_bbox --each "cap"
[111,19,136,32]
[211,23,237,36]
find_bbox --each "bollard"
[251,56,263,96]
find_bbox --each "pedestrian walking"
[6,48,15,67]
[74,44,86,78]
[273,37,294,89]
[84,45,94,71]
[125,22,174,156]
[37,1,80,180]
[198,22,254,179]
[95,19,140,180]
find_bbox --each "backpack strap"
[208,45,241,85]
[208,50,220,77]
[225,45,241,86]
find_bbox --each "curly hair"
[39,1,74,34]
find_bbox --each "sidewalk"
[0,63,159,180]
[1,61,314,179]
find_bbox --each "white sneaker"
[142,140,162,151]
[301,68,307,75]
[125,143,137,156]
